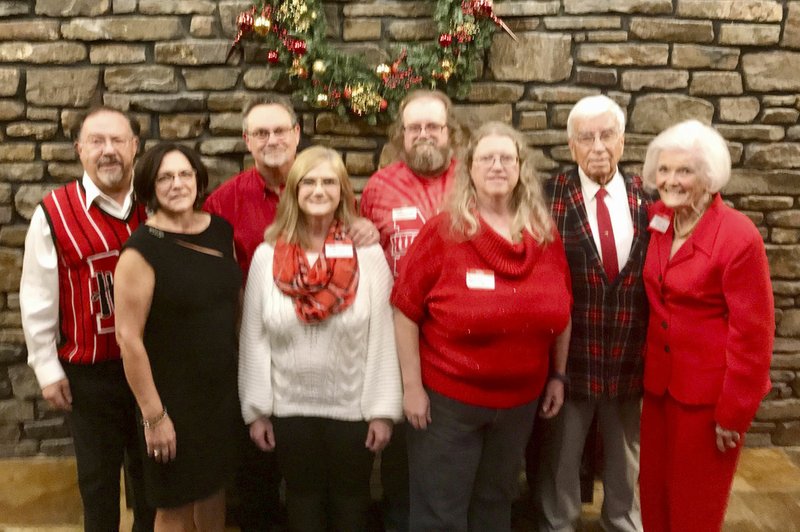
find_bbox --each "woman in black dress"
[115,143,241,531]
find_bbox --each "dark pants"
[234,425,284,532]
[407,390,538,532]
[63,360,154,532]
[380,422,409,532]
[273,416,374,532]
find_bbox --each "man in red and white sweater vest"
[359,90,463,532]
[20,108,154,532]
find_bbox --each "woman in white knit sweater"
[238,146,402,532]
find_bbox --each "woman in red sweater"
[391,121,572,531]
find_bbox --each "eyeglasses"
[81,135,133,151]
[473,154,518,168]
[403,123,447,136]
[155,169,196,187]
[573,129,620,147]
[247,126,293,141]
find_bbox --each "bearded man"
[360,89,463,532]
[361,89,462,276]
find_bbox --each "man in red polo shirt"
[360,89,464,532]
[204,95,378,531]
[205,96,299,278]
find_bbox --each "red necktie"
[595,188,619,282]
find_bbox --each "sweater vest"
[40,181,146,365]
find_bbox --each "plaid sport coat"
[546,169,653,400]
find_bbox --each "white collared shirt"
[20,174,134,388]
[578,168,634,270]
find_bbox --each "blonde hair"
[265,146,356,247]
[447,121,554,244]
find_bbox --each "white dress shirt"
[578,168,634,270]
[20,174,134,388]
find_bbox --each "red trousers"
[640,392,742,532]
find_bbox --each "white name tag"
[392,206,419,222]
[325,243,354,258]
[649,214,670,234]
[466,269,495,290]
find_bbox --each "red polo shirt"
[203,167,282,277]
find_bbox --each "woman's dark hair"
[133,143,209,212]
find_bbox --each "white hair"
[566,95,626,137]
[642,119,731,193]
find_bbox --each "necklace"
[673,213,701,239]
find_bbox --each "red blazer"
[643,194,774,433]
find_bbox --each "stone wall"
[1,0,799,456]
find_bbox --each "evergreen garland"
[230,0,511,124]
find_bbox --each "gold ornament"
[438,59,454,82]
[289,57,308,78]
[312,60,327,74]
[253,16,271,36]
[349,83,383,116]
[455,22,478,38]
[316,93,329,107]
[376,63,391,77]
[277,0,312,32]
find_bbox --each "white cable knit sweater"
[239,242,402,424]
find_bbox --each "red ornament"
[438,33,453,47]
[237,11,254,33]
[476,0,494,16]
[343,87,352,99]
[379,99,388,111]
[293,39,307,55]
[267,50,279,64]
[462,0,493,16]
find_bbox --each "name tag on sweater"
[325,243,354,258]
[466,269,495,290]
[392,206,419,221]
[649,214,670,234]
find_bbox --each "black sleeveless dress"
[124,215,242,508]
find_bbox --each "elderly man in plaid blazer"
[536,95,652,532]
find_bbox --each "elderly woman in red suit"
[639,119,774,532]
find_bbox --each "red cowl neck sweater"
[391,212,572,408]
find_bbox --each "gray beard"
[405,142,451,176]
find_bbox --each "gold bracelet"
[142,408,168,429]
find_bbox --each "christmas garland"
[229,0,514,124]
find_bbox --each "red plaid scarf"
[273,220,359,323]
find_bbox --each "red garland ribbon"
[226,6,256,63]
[461,0,518,42]
[381,49,424,90]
